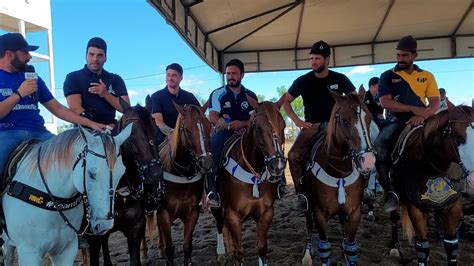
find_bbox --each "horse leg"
[405,204,429,265]
[157,210,174,265]
[389,210,401,256]
[312,208,331,266]
[342,206,362,266]
[301,211,315,265]
[211,207,226,256]
[87,235,105,266]
[256,208,273,266]
[226,210,244,264]
[125,228,145,266]
[183,207,200,265]
[50,240,79,266]
[16,246,43,266]
[441,200,463,265]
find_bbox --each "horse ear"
[145,95,152,113]
[172,101,185,115]
[114,123,133,147]
[357,84,366,102]
[119,97,131,113]
[246,93,259,110]
[330,90,344,103]
[201,99,209,114]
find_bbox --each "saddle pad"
[404,176,460,211]
[221,134,241,166]
[2,139,40,193]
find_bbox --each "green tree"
[257,94,266,102]
[276,86,304,119]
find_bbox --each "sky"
[3,0,473,123]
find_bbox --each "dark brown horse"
[300,88,377,266]
[211,100,286,265]
[155,103,213,265]
[388,105,473,265]
[86,99,162,266]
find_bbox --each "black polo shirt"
[288,70,355,123]
[150,87,200,128]
[63,65,128,124]
[208,85,258,122]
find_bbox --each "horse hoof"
[389,248,400,257]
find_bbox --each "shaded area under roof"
[148,0,474,73]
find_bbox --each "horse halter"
[174,118,212,177]
[330,104,374,175]
[442,119,474,178]
[37,130,116,235]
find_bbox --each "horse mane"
[326,93,361,146]
[23,128,117,179]
[424,105,472,137]
[160,104,204,171]
[256,101,286,139]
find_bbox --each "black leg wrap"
[316,238,331,264]
[415,240,430,265]
[443,238,458,265]
[342,239,358,266]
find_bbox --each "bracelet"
[13,91,23,100]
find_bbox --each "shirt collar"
[82,64,110,77]
[225,84,246,94]
[393,64,422,73]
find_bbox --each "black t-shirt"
[364,91,384,117]
[150,87,200,128]
[63,65,128,124]
[288,70,355,123]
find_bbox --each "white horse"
[1,124,132,265]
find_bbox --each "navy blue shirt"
[208,85,258,122]
[150,87,200,128]
[63,65,128,124]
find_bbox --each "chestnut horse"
[300,88,377,266]
[156,103,213,265]
[388,105,473,265]
[211,100,286,265]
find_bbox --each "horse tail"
[400,205,415,243]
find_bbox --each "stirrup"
[383,191,400,212]
[291,194,309,212]
[206,191,221,208]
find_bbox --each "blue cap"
[0,33,39,55]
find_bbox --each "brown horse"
[300,88,377,266]
[211,100,286,265]
[155,103,213,265]
[387,105,473,265]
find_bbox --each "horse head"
[327,86,376,175]
[173,102,213,174]
[245,97,286,179]
[73,124,132,234]
[117,98,163,189]
[424,105,474,184]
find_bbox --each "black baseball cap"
[396,35,417,52]
[368,77,379,87]
[0,33,39,54]
[310,40,331,56]
[166,63,183,75]
[87,37,107,53]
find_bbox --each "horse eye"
[88,168,97,180]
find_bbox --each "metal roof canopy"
[147,0,474,73]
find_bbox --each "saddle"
[221,134,241,167]
[1,139,40,193]
[391,124,421,164]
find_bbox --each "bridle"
[325,104,374,176]
[172,113,212,178]
[38,130,116,235]
[240,112,286,181]
[440,118,474,178]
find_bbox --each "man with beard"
[150,63,200,145]
[375,35,440,212]
[63,37,129,129]
[206,59,258,208]
[279,40,356,211]
[0,33,105,183]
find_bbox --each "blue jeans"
[207,129,234,193]
[374,122,405,192]
[0,130,54,178]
